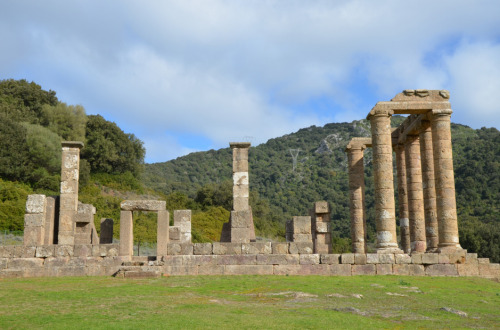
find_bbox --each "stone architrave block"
[314,201,330,214]
[120,200,166,211]
[292,216,312,234]
[25,194,47,214]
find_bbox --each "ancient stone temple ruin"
[0,90,498,279]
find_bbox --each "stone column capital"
[431,109,453,117]
[230,142,251,149]
[61,141,84,149]
[367,107,394,120]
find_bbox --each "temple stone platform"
[0,243,498,278]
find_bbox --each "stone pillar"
[100,218,114,244]
[395,144,410,254]
[405,135,426,253]
[74,203,96,245]
[220,142,256,243]
[419,124,439,251]
[157,210,169,256]
[43,196,57,245]
[311,201,332,254]
[231,142,251,211]
[286,216,313,242]
[367,109,401,253]
[58,141,84,245]
[431,109,462,252]
[346,145,366,253]
[119,210,133,257]
[24,194,47,246]
[174,210,191,243]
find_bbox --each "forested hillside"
[144,117,500,261]
[0,79,498,262]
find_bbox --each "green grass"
[0,275,498,329]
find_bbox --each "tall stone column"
[221,142,256,243]
[345,144,366,253]
[58,141,84,245]
[405,135,426,252]
[395,144,410,254]
[431,109,462,252]
[419,124,439,251]
[367,109,401,253]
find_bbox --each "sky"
[1,1,499,163]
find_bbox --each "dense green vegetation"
[0,78,498,262]
[0,276,499,329]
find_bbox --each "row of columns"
[346,98,462,254]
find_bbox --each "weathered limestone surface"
[405,135,426,253]
[367,108,401,253]
[311,201,332,254]
[119,210,133,257]
[286,216,313,243]
[58,141,84,246]
[120,200,166,211]
[431,110,462,252]
[346,140,367,254]
[157,210,169,256]
[419,125,439,251]
[395,144,410,254]
[174,210,191,243]
[24,194,47,246]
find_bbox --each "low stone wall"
[0,243,498,279]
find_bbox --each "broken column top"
[345,137,372,151]
[391,89,450,102]
[230,142,251,149]
[62,141,84,149]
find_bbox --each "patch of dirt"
[441,307,468,317]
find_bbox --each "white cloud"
[0,0,499,162]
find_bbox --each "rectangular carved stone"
[293,234,313,242]
[341,253,355,264]
[169,226,180,241]
[314,201,330,214]
[320,254,340,264]
[299,254,320,265]
[425,264,458,276]
[256,254,299,265]
[194,243,213,255]
[422,253,439,264]
[411,253,423,264]
[376,264,393,275]
[25,194,47,214]
[395,254,412,264]
[291,216,312,234]
[352,264,376,275]
[119,210,133,257]
[212,243,242,255]
[366,253,379,264]
[242,242,271,254]
[315,222,331,233]
[354,253,367,265]
[272,243,288,254]
[328,264,352,276]
[289,242,313,254]
[44,196,56,245]
[378,253,395,264]
[174,210,191,243]
[35,246,55,258]
[217,255,256,265]
[157,210,169,256]
[225,265,273,275]
[457,263,479,276]
[393,264,410,275]
[120,200,166,211]
[198,265,225,275]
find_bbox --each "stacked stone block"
[58,141,84,245]
[24,195,47,246]
[174,210,192,243]
[286,216,313,243]
[220,142,256,243]
[311,201,332,254]
[74,203,98,245]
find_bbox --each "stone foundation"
[0,243,498,279]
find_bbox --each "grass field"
[0,275,498,329]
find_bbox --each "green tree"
[82,115,145,177]
[42,102,87,141]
